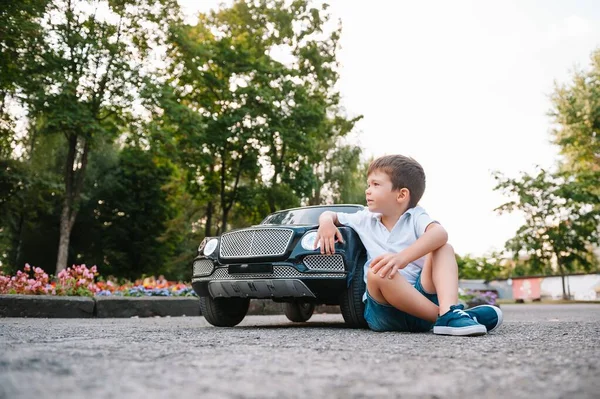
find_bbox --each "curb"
[0,295,95,318]
[0,295,341,318]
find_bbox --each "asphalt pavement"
[1,304,599,399]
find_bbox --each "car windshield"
[260,206,363,225]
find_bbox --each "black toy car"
[192,204,368,327]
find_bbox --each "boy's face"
[365,170,409,214]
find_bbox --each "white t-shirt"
[337,206,437,301]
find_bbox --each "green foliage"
[329,148,369,205]
[0,0,47,158]
[0,135,63,273]
[73,146,177,280]
[155,165,207,281]
[147,0,363,235]
[550,48,600,174]
[456,253,505,281]
[8,0,182,273]
[1,0,365,280]
[494,168,600,278]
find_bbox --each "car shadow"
[236,321,359,330]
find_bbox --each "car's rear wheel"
[340,261,368,328]
[199,296,250,327]
[283,301,315,322]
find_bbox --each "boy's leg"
[367,268,438,323]
[418,243,459,316]
[419,244,487,335]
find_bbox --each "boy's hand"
[370,252,408,279]
[315,219,344,255]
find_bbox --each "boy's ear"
[397,188,410,203]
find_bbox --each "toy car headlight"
[202,238,219,256]
[301,231,319,251]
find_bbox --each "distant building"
[488,273,600,301]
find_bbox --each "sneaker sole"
[433,325,487,336]
[470,305,504,333]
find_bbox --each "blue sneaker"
[465,305,503,332]
[433,304,487,336]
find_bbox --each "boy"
[315,155,502,335]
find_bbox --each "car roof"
[269,204,364,214]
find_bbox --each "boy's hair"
[367,155,426,208]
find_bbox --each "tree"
[12,0,180,274]
[73,146,176,280]
[0,132,64,273]
[0,0,47,158]
[550,48,600,174]
[494,168,600,299]
[456,253,504,281]
[317,145,368,206]
[153,0,362,236]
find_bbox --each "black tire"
[283,301,315,322]
[340,260,368,328]
[199,296,250,327]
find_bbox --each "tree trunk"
[205,201,213,237]
[267,189,276,214]
[56,202,73,274]
[219,152,244,234]
[221,209,229,234]
[13,211,25,268]
[558,262,569,300]
[309,181,322,206]
[268,144,285,213]
[55,135,90,274]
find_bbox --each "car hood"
[221,224,318,235]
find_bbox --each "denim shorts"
[364,272,439,332]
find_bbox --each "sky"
[177,0,600,257]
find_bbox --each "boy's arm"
[316,211,345,254]
[318,211,342,227]
[398,222,448,265]
[370,223,448,278]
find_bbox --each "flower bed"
[0,264,197,297]
[459,289,499,307]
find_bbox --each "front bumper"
[192,278,347,304]
[191,255,349,303]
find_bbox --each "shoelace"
[453,308,471,318]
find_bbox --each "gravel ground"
[1,304,599,399]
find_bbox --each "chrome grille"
[219,228,293,258]
[195,266,345,280]
[303,255,345,272]
[193,259,214,276]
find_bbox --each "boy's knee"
[366,269,378,286]
[367,269,406,288]
[435,243,455,254]
[366,269,389,290]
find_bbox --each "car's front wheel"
[199,296,250,327]
[283,301,315,322]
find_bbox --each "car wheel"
[199,296,250,327]
[340,260,368,328]
[283,301,315,322]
